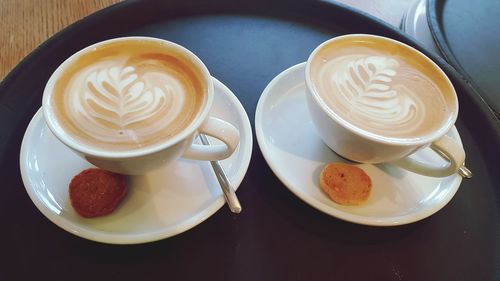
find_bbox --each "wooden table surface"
[0,0,119,80]
[0,0,411,80]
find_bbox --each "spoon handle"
[199,134,242,213]
[458,165,473,179]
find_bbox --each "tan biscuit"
[319,163,372,205]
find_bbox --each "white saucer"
[20,77,252,244]
[255,63,463,226]
[401,0,441,55]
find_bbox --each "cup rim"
[305,34,459,146]
[42,36,214,159]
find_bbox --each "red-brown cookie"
[69,168,127,218]
[319,163,372,205]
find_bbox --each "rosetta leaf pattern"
[332,56,411,121]
[83,66,167,128]
[333,56,397,104]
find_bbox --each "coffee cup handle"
[183,116,240,161]
[393,135,465,177]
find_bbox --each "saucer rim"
[19,77,253,244]
[255,62,462,226]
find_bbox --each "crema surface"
[310,37,455,140]
[51,40,206,151]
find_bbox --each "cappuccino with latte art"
[309,35,455,141]
[48,39,206,151]
[305,34,465,176]
[43,37,240,175]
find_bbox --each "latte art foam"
[69,63,185,143]
[320,55,425,136]
[310,39,454,140]
[51,40,206,151]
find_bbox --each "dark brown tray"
[1,0,499,280]
[428,0,500,117]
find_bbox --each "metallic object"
[199,134,242,213]
[458,165,473,179]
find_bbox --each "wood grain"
[0,0,119,80]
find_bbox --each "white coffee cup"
[43,37,239,175]
[305,34,465,177]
